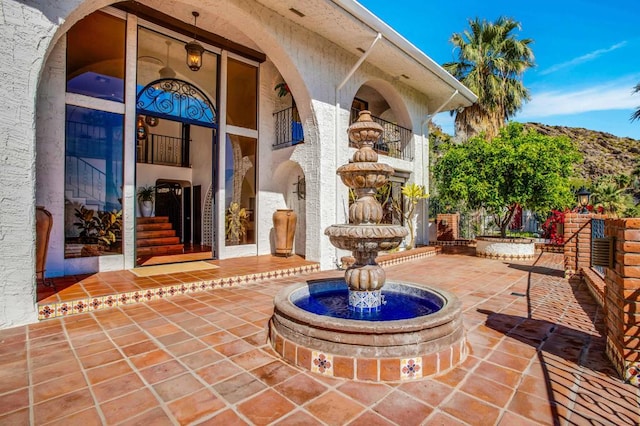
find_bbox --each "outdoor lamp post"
[185,12,204,71]
[576,187,591,214]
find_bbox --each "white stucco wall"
[0,1,79,328]
[1,0,441,328]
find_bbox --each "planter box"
[476,236,536,260]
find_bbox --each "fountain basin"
[476,235,536,260]
[269,279,467,381]
[325,224,407,252]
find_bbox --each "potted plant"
[137,185,155,217]
[225,202,249,245]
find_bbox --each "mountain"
[524,122,640,182]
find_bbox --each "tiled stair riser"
[37,264,320,321]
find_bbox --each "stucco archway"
[271,161,306,256]
[352,79,413,130]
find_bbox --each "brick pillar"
[436,213,459,241]
[563,213,604,277]
[604,218,640,386]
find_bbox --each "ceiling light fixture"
[159,40,176,78]
[185,11,204,71]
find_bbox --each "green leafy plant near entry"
[435,122,581,238]
[225,202,249,245]
[137,185,155,202]
[73,206,122,248]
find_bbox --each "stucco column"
[304,101,346,270]
[0,2,66,327]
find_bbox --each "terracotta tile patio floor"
[2,251,639,425]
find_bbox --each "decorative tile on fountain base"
[269,323,468,382]
[348,290,382,312]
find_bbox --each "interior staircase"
[136,216,184,257]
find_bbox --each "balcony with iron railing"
[137,133,189,167]
[273,107,304,149]
[272,107,414,160]
[349,109,413,161]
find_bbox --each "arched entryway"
[135,78,218,266]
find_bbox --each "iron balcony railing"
[349,108,414,161]
[272,107,414,160]
[273,107,304,149]
[137,133,189,167]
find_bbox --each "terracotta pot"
[273,209,297,256]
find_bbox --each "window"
[225,134,256,245]
[64,106,123,257]
[66,11,125,102]
[226,58,257,129]
[64,10,125,258]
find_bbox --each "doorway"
[134,79,218,266]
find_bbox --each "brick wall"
[436,213,459,241]
[604,218,640,386]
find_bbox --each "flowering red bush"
[542,210,566,245]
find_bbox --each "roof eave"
[330,0,478,108]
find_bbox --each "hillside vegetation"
[524,122,639,182]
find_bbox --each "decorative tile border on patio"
[270,323,468,382]
[36,263,320,321]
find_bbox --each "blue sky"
[359,0,640,139]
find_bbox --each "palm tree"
[632,82,640,122]
[444,17,534,140]
[591,177,633,218]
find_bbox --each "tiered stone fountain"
[269,112,466,381]
[325,111,408,312]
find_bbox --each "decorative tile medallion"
[88,298,102,311]
[311,351,333,376]
[72,299,89,315]
[401,357,422,380]
[57,303,71,317]
[38,305,54,320]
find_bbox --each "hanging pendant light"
[159,40,176,78]
[185,11,204,71]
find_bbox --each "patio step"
[137,216,171,224]
[136,244,185,256]
[136,236,181,247]
[137,229,177,239]
[136,216,183,256]
[136,222,173,232]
